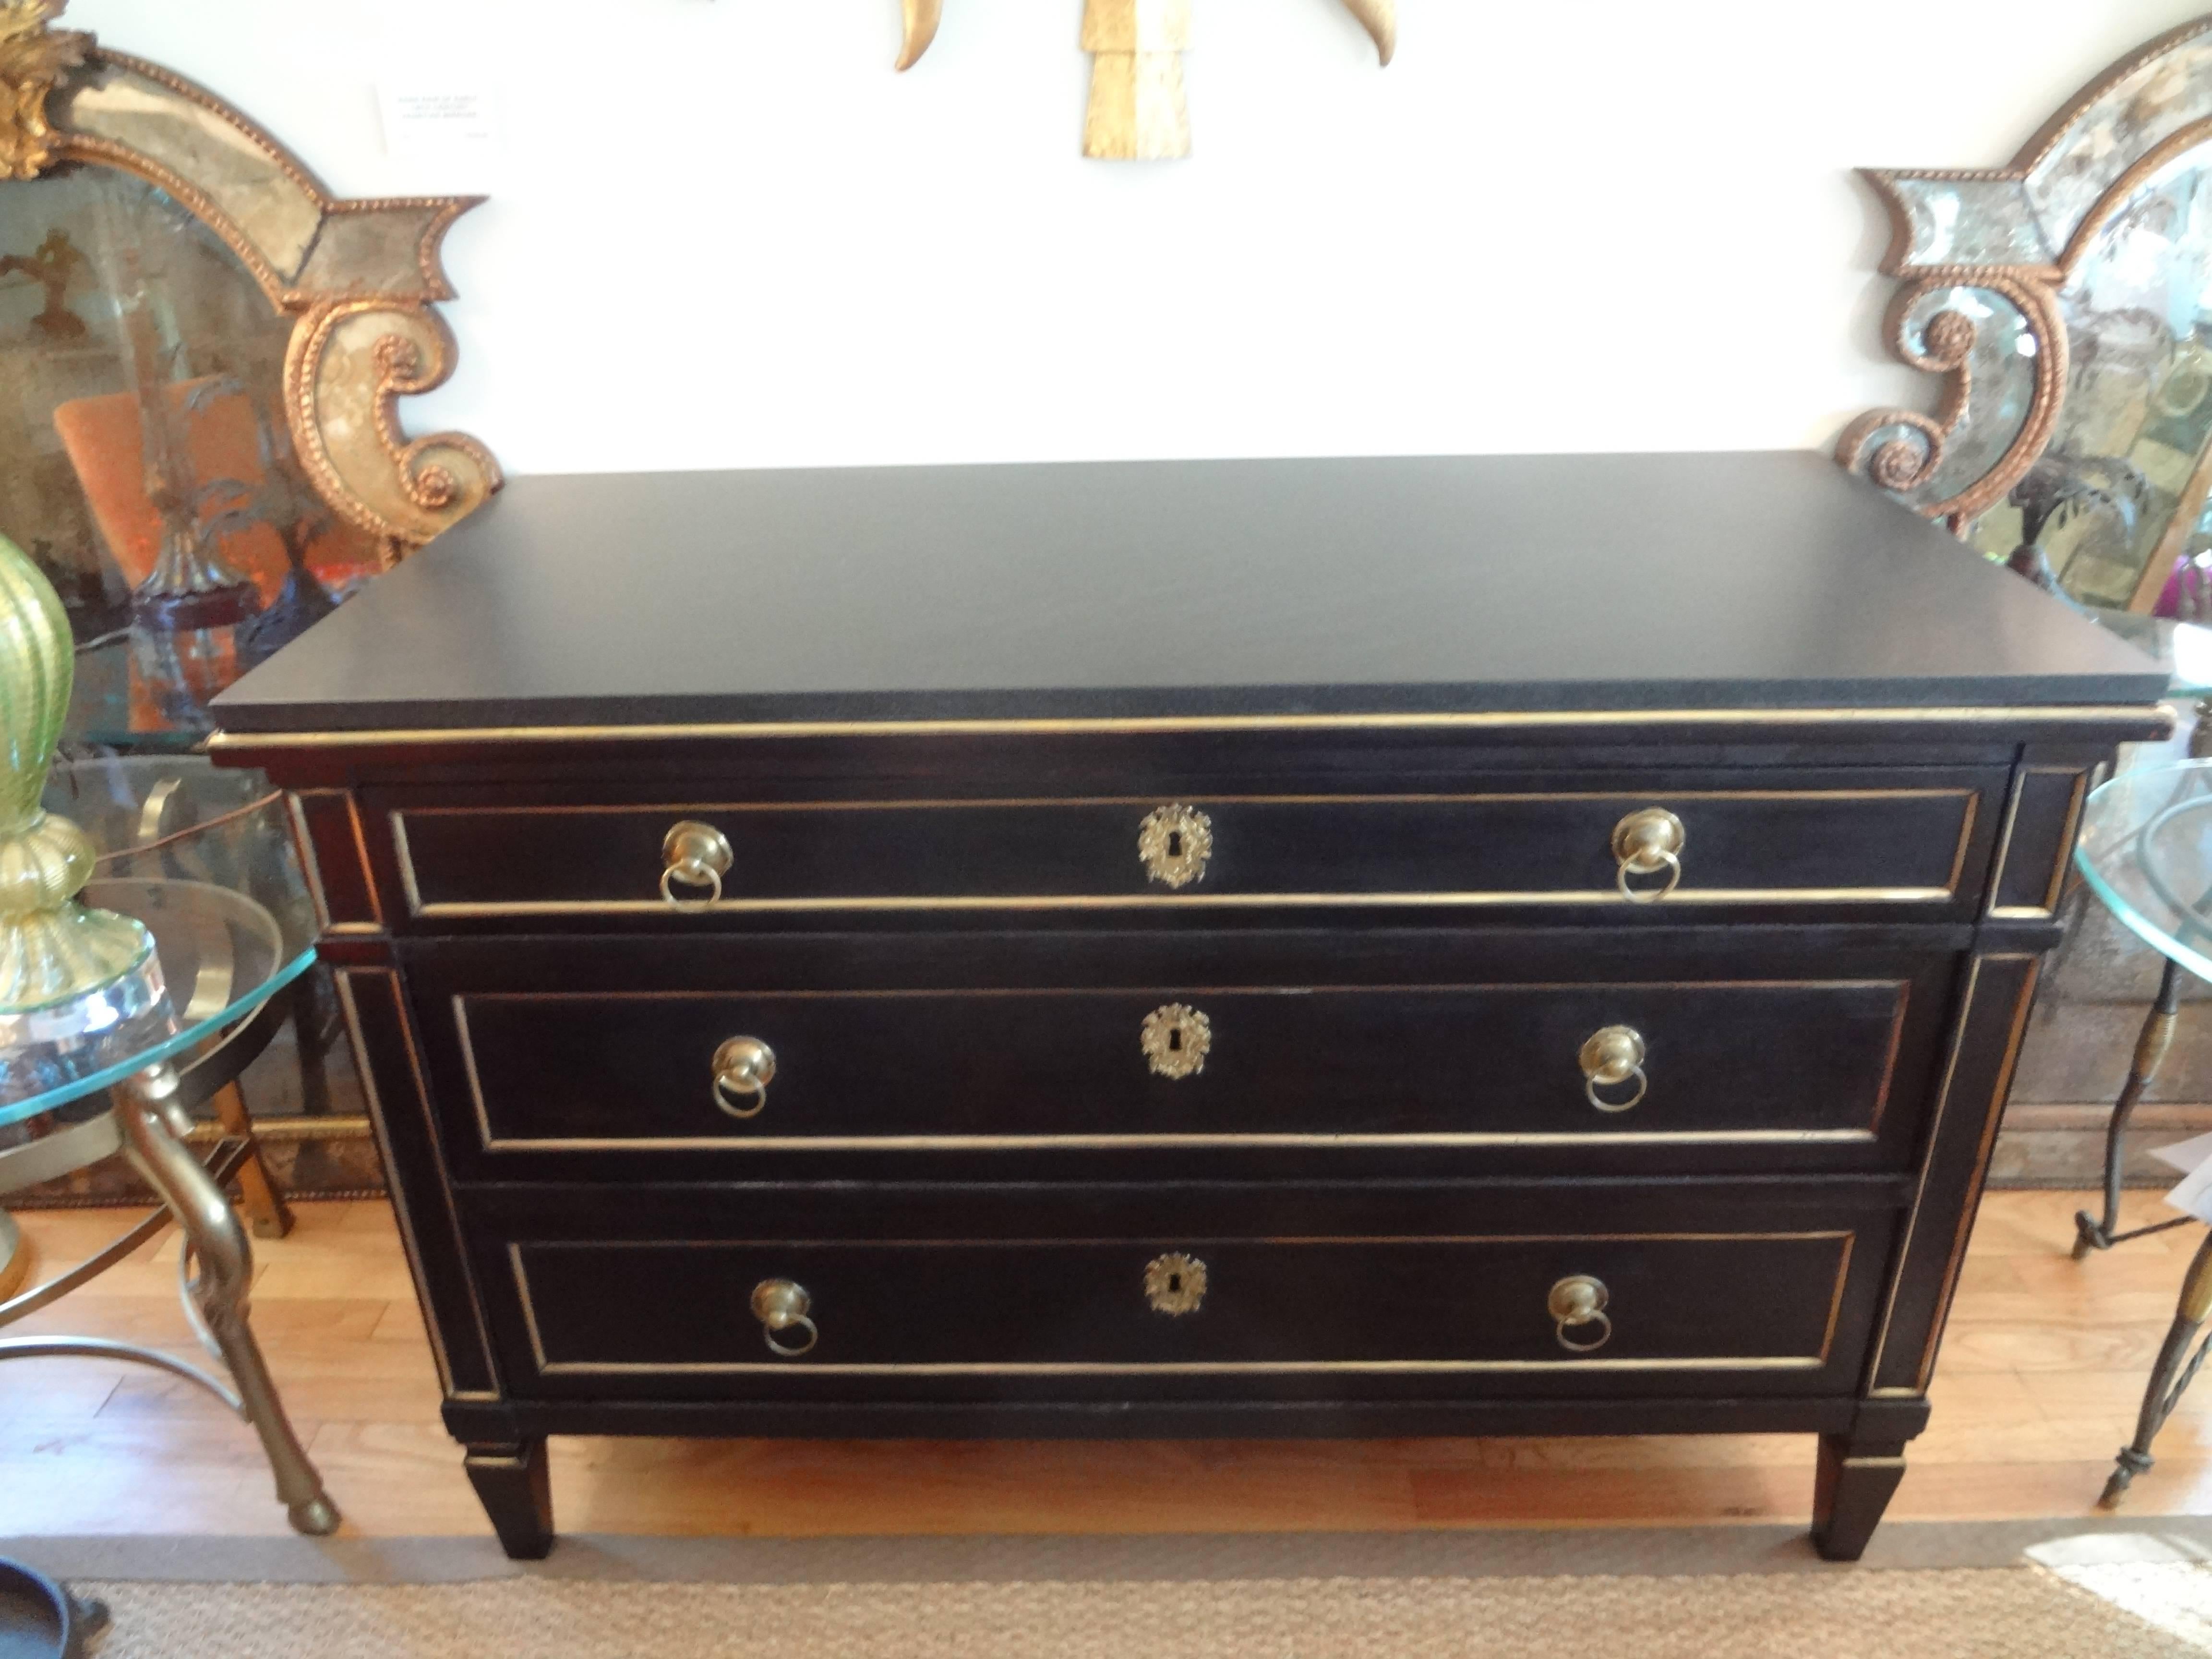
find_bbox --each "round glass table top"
[0,758,317,1127]
[2076,757,2212,982]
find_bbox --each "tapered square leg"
[466,1438,554,1559]
[1812,1434,1907,1561]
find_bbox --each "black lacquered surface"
[213,452,2166,732]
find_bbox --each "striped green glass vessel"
[0,532,153,1014]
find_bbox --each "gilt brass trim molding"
[412,887,1961,920]
[392,786,1980,815]
[389,787,1978,916]
[1861,953,2041,1392]
[1983,765,2087,922]
[334,971,464,1397]
[207,703,2175,751]
[1911,957,2039,1392]
[3,2,499,561]
[1838,14,2212,530]
[507,1231,1852,1376]
[451,980,1912,1153]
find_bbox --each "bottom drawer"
[473,1190,1899,1404]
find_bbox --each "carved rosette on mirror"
[0,0,498,568]
[1839,16,2212,614]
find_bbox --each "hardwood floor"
[5,1190,2212,1539]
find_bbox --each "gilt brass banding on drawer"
[504,1229,1860,1378]
[447,974,1919,1155]
[388,784,1985,919]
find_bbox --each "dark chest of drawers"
[212,452,2170,1560]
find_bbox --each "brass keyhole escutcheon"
[1141,1004,1212,1079]
[1145,1251,1208,1316]
[1138,804,1214,889]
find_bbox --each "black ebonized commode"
[211,452,2171,1560]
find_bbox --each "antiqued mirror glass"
[0,167,382,744]
[1961,150,2212,614]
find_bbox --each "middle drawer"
[407,930,1960,1178]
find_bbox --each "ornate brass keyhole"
[1140,1003,1212,1079]
[1138,805,1213,889]
[1144,1252,1207,1315]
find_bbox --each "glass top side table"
[0,758,337,1535]
[2073,756,2212,1506]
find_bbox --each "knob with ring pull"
[1548,1274,1611,1353]
[1577,1025,1647,1113]
[660,820,733,912]
[711,1037,777,1119]
[750,1278,818,1357]
[1611,807,1685,903]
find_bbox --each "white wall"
[69,0,2212,475]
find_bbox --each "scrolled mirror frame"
[1839,14,2212,567]
[0,0,499,567]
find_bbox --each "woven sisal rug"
[18,1524,2212,1657]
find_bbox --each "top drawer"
[383,771,2000,924]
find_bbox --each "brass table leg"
[2076,958,2197,1258]
[115,1063,338,1535]
[209,1079,294,1241]
[2102,1226,2212,1506]
[0,1211,27,1301]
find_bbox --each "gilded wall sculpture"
[893,0,1397,159]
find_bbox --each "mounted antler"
[895,0,940,72]
[0,0,92,180]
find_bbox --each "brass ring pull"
[1577,1025,1647,1113]
[660,820,733,913]
[1548,1274,1611,1353]
[751,1278,817,1357]
[1611,807,1685,903]
[711,1037,777,1120]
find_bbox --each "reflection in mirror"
[1966,154,2212,614]
[0,167,381,743]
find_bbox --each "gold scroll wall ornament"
[0,0,88,180]
[895,0,1395,159]
[1,0,497,564]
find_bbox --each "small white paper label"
[378,82,500,160]
[2161,1133,2212,1223]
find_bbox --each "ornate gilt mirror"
[1841,14,2212,621]
[0,0,496,736]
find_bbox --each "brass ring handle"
[1548,1274,1611,1353]
[660,820,733,913]
[1611,807,1685,903]
[711,1037,777,1120]
[1577,1025,1647,1113]
[751,1278,817,1357]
